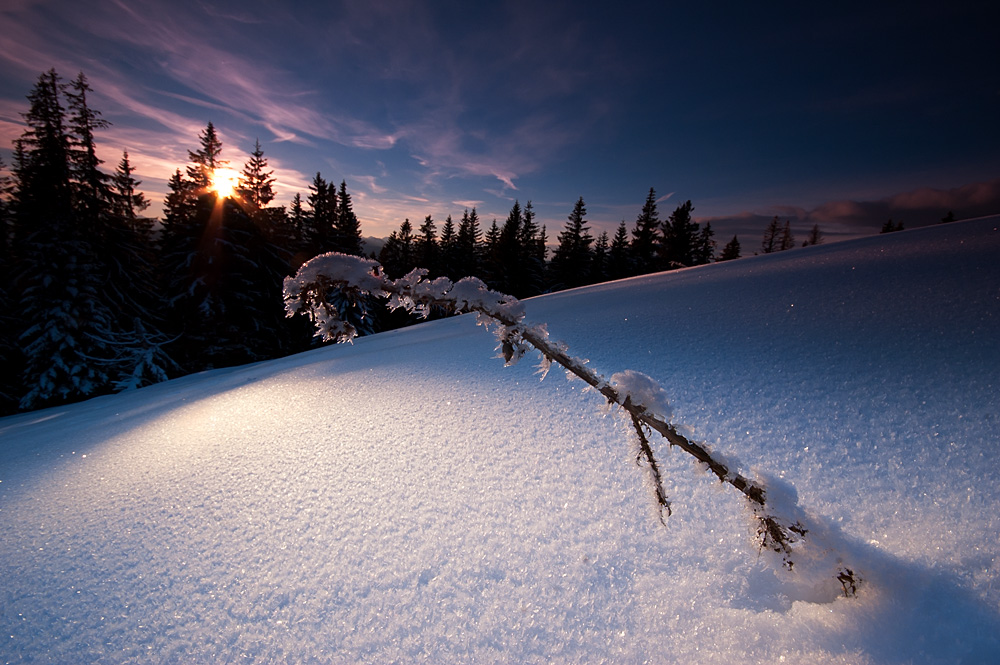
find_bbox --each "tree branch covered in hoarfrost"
[284,252,860,596]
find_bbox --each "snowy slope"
[1,218,998,664]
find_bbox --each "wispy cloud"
[2,0,400,153]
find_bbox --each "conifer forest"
[0,70,808,415]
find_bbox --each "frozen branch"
[284,252,859,595]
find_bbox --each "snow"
[2,218,999,663]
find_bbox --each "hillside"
[2,218,998,663]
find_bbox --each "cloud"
[351,175,387,196]
[700,178,1000,245]
[1,0,399,154]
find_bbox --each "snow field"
[1,217,998,663]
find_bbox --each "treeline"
[378,192,719,298]
[0,68,790,415]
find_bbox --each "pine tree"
[416,214,439,275]
[631,188,660,274]
[65,72,113,223]
[694,221,716,265]
[334,180,363,256]
[719,235,741,261]
[439,214,458,280]
[779,220,795,251]
[761,216,782,254]
[107,150,169,385]
[455,208,482,279]
[186,121,224,189]
[519,201,546,297]
[13,69,73,228]
[112,151,150,232]
[590,230,609,283]
[305,172,337,255]
[550,196,594,290]
[803,224,824,246]
[288,192,306,247]
[608,220,633,279]
[660,200,698,268]
[237,138,275,209]
[379,219,416,279]
[493,201,523,295]
[67,78,161,377]
[880,219,904,233]
[481,218,500,284]
[12,70,117,408]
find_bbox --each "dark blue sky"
[1,0,997,242]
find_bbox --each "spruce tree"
[631,187,660,274]
[186,121,224,189]
[379,219,416,279]
[591,230,610,284]
[237,138,276,209]
[378,230,402,276]
[113,151,150,232]
[803,224,824,246]
[13,70,116,408]
[719,235,741,261]
[494,201,523,295]
[455,208,482,279]
[107,150,173,386]
[439,214,458,280]
[483,219,502,286]
[334,180,363,256]
[65,72,113,223]
[660,200,698,268]
[518,201,545,297]
[608,220,633,279]
[550,197,594,290]
[416,214,439,276]
[305,172,337,255]
[694,221,716,265]
[761,216,781,253]
[288,192,306,249]
[68,76,160,373]
[779,221,795,251]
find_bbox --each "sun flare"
[210,168,240,198]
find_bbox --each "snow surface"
[2,218,999,663]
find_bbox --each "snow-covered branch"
[284,252,859,595]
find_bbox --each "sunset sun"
[210,167,239,198]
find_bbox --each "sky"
[0,0,998,243]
